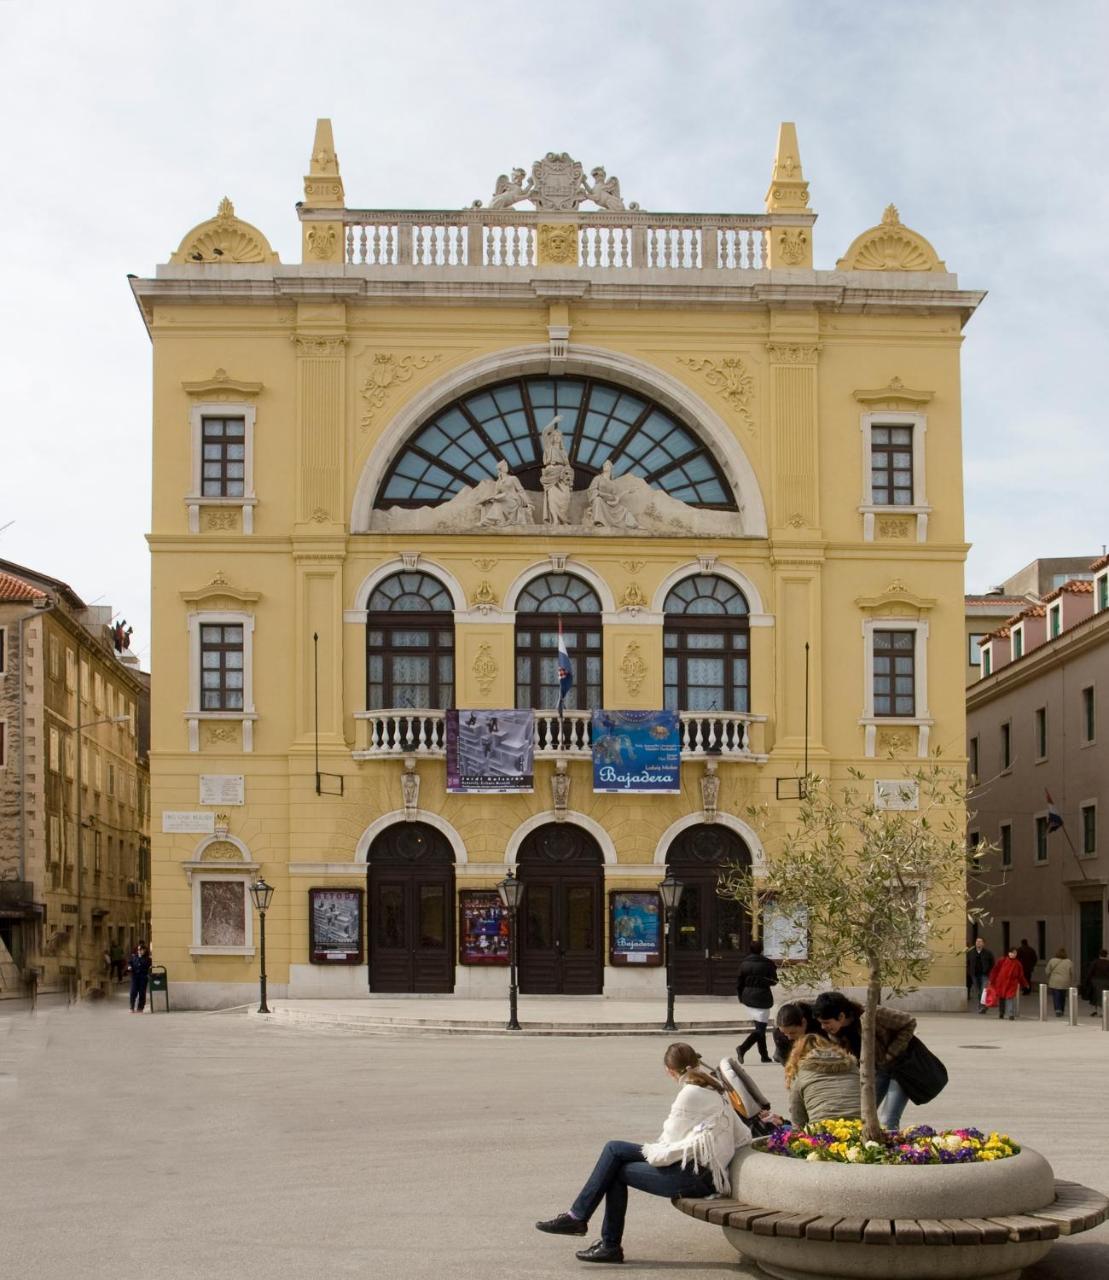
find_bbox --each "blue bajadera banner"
[446,709,535,793]
[591,710,681,793]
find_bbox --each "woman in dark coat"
[735,940,778,1064]
[772,1000,823,1064]
[129,941,152,1013]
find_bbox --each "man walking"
[1016,938,1038,994]
[968,937,994,1012]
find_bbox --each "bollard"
[1102,989,1109,1032]
[1038,983,1048,1021]
[1068,988,1079,1026]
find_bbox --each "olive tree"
[719,760,988,1141]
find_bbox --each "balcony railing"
[352,709,767,761]
[302,207,810,273]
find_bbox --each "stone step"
[256,1007,747,1037]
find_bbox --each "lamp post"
[497,868,525,1031]
[658,868,684,1033]
[249,877,274,1013]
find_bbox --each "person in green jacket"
[785,1035,861,1128]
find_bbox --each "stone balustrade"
[310,208,808,272]
[351,708,767,761]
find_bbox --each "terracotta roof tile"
[1090,554,1109,573]
[0,570,48,603]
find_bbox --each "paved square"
[2,997,1106,1279]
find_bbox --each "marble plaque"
[199,774,245,806]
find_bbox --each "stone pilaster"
[767,339,821,534]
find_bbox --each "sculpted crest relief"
[476,152,640,212]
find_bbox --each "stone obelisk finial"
[301,118,345,263]
[764,122,813,268]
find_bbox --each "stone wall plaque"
[162,811,216,834]
[199,775,245,806]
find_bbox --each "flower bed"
[764,1119,1020,1166]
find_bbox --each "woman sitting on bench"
[535,1042,748,1265]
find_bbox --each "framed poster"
[459,890,510,965]
[592,710,681,794]
[609,891,663,967]
[308,888,364,964]
[761,902,809,962]
[446,709,535,794]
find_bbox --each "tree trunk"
[860,958,883,1142]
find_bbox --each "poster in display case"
[609,891,663,966]
[459,890,510,965]
[309,888,364,964]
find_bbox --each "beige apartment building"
[0,560,151,1000]
[968,556,1109,982]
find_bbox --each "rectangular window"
[200,624,245,711]
[968,830,981,871]
[49,635,60,680]
[1098,573,1108,612]
[64,736,75,780]
[1000,721,1011,770]
[1034,707,1047,760]
[80,658,90,701]
[49,814,60,859]
[1082,686,1095,743]
[870,424,914,506]
[0,626,6,675]
[1035,815,1049,863]
[107,687,114,718]
[1011,627,1024,659]
[80,741,89,786]
[969,735,979,782]
[48,727,60,772]
[1049,604,1062,638]
[982,647,992,677]
[93,751,102,793]
[999,822,1012,868]
[968,633,986,667]
[93,671,103,711]
[1001,920,1011,953]
[107,763,116,798]
[1036,920,1046,959]
[65,647,76,691]
[0,720,5,768]
[872,629,915,717]
[1082,804,1097,856]
[201,416,247,498]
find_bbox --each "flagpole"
[557,613,565,752]
[1046,790,1089,882]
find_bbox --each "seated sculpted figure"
[479,461,532,527]
[587,460,639,529]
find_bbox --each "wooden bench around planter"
[673,1178,1108,1247]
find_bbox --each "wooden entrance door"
[518,824,604,995]
[666,824,751,996]
[367,822,455,993]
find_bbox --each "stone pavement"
[0,993,1106,1280]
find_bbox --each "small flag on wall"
[1045,790,1065,832]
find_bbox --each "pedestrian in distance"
[772,1000,822,1064]
[968,937,995,1011]
[1084,950,1109,1017]
[534,1042,747,1265]
[785,1034,862,1129]
[109,940,125,983]
[989,947,1025,1020]
[812,991,918,1129]
[735,939,778,1064]
[129,941,152,1013]
[1044,947,1074,1018]
[1016,938,1038,994]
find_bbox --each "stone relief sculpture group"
[476,152,640,213]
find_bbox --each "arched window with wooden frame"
[366,572,454,710]
[663,574,750,712]
[514,573,602,711]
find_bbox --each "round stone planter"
[723,1142,1058,1280]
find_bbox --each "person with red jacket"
[988,947,1025,1020]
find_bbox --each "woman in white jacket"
[535,1042,747,1264]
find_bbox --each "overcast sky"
[3,0,1107,665]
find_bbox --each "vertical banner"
[592,710,681,793]
[446,709,535,793]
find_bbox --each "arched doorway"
[367,822,455,993]
[665,824,752,995]
[517,824,604,994]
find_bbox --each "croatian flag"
[1045,791,1065,833]
[557,621,573,712]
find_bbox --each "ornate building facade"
[132,122,982,1007]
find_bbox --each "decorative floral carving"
[878,730,911,756]
[620,582,647,610]
[201,840,241,862]
[777,228,808,265]
[203,510,237,532]
[885,579,909,594]
[537,223,579,266]
[294,335,347,358]
[170,197,280,265]
[209,571,229,587]
[472,558,498,572]
[213,813,231,836]
[619,642,648,696]
[205,725,237,745]
[471,580,499,611]
[310,507,330,524]
[836,206,946,273]
[877,517,910,539]
[306,225,338,260]
[472,643,498,695]
[786,512,806,529]
[766,344,820,364]
[360,352,441,430]
[678,356,754,431]
[620,560,645,575]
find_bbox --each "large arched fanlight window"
[376,375,735,510]
[514,573,603,711]
[366,572,454,709]
[663,575,750,712]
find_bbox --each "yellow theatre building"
[131,121,983,1009]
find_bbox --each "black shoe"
[759,1057,773,1063]
[736,1046,746,1064]
[576,1240,624,1264]
[536,1213,587,1236]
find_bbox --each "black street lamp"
[658,869,684,1033]
[497,868,525,1032]
[249,877,275,1014]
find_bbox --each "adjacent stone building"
[968,556,1109,981]
[0,561,151,999]
[130,120,983,1008]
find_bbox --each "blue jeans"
[875,1070,910,1129]
[971,973,989,1004]
[570,1140,715,1246]
[129,976,148,1011]
[999,996,1018,1018]
[1051,988,1067,1015]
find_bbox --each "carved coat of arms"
[530,152,584,211]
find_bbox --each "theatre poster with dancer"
[308,888,363,964]
[446,709,535,794]
[458,891,510,965]
[609,891,662,966]
[591,710,681,794]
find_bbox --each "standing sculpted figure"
[586,460,639,529]
[540,417,574,526]
[478,460,533,527]
[488,168,532,209]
